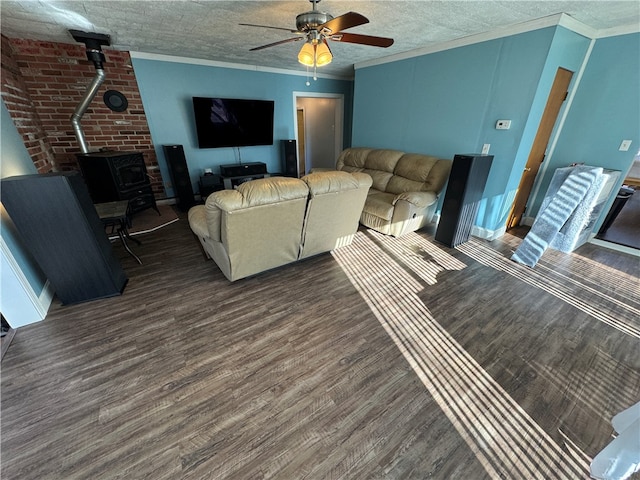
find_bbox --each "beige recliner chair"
[188,171,371,281]
[188,176,309,281]
[300,170,372,259]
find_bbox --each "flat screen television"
[192,97,274,148]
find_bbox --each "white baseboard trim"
[521,216,535,227]
[589,238,640,257]
[471,225,507,241]
[0,237,51,327]
[156,198,177,206]
[431,214,505,241]
[38,281,55,316]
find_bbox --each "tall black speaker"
[435,153,493,247]
[282,139,298,177]
[1,173,127,304]
[163,144,195,211]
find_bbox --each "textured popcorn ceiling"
[1,1,639,76]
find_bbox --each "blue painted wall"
[131,58,353,197]
[528,32,640,219]
[1,99,48,295]
[351,26,608,234]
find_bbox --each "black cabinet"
[199,174,224,199]
[1,173,128,305]
[77,151,159,215]
[435,154,493,247]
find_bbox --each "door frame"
[506,67,573,229]
[292,92,344,172]
[296,108,306,177]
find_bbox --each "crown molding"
[355,12,635,72]
[557,13,597,38]
[597,23,640,39]
[355,13,567,71]
[129,51,353,80]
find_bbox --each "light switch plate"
[482,144,490,154]
[619,140,632,151]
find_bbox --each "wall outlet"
[496,119,511,130]
[482,144,490,154]
[619,139,632,151]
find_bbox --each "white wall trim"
[355,13,568,71]
[431,214,505,241]
[471,224,507,241]
[557,13,597,38]
[130,51,353,80]
[521,216,535,227]
[292,92,345,171]
[597,23,640,39]
[0,236,51,325]
[354,12,634,72]
[589,238,640,257]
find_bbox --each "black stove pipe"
[69,30,111,154]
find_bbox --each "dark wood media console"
[219,162,269,189]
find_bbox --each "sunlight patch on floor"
[457,239,640,338]
[333,232,589,479]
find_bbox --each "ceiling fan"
[240,0,394,69]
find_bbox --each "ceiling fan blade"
[249,37,304,52]
[330,32,394,48]
[320,12,368,34]
[240,23,300,34]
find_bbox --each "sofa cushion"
[386,175,425,195]
[364,149,404,172]
[362,190,396,220]
[303,170,366,196]
[394,191,437,208]
[394,154,440,182]
[336,147,372,170]
[385,154,444,195]
[363,169,394,192]
[212,177,308,211]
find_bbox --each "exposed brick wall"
[1,35,57,173]
[1,36,164,197]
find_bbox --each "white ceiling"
[1,1,639,77]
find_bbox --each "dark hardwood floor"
[2,217,639,479]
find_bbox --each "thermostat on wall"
[496,119,511,130]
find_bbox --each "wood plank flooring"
[2,217,639,479]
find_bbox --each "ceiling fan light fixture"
[315,41,332,66]
[298,41,315,66]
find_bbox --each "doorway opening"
[293,92,344,176]
[595,152,640,251]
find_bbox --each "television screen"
[192,97,274,148]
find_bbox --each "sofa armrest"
[393,191,437,208]
[203,191,241,241]
[187,205,209,238]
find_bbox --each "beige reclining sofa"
[187,171,372,281]
[335,148,452,237]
